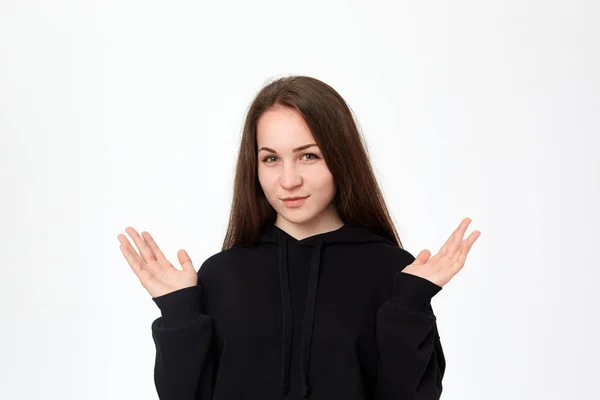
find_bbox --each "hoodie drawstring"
[278,232,293,394]
[300,238,324,397]
[277,231,325,398]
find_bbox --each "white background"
[1,0,598,399]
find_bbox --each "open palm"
[118,227,197,298]
[402,217,481,288]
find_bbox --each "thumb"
[413,249,431,265]
[177,249,194,272]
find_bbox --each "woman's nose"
[280,165,302,188]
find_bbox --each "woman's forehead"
[257,118,316,151]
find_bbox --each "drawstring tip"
[301,383,310,397]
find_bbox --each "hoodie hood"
[259,222,394,397]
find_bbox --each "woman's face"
[256,106,338,227]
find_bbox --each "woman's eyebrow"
[258,143,318,153]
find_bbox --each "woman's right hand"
[118,226,198,298]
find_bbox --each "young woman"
[118,75,480,400]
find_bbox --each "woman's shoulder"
[354,243,418,298]
[195,243,268,281]
[355,240,416,271]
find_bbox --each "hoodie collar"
[259,222,392,397]
[260,222,395,247]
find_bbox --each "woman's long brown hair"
[221,75,404,250]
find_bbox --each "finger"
[450,236,470,264]
[412,249,431,265]
[142,231,167,260]
[118,234,144,267]
[438,218,471,258]
[119,242,149,278]
[121,244,158,286]
[452,230,481,267]
[125,226,157,263]
[177,249,195,272]
[118,233,163,278]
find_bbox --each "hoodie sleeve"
[151,283,216,400]
[373,268,446,400]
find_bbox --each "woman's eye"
[302,153,319,160]
[262,153,320,163]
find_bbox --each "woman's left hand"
[401,217,481,288]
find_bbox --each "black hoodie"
[150,223,446,399]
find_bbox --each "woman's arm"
[374,218,479,398]
[373,271,445,400]
[151,283,216,400]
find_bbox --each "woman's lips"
[282,196,308,208]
